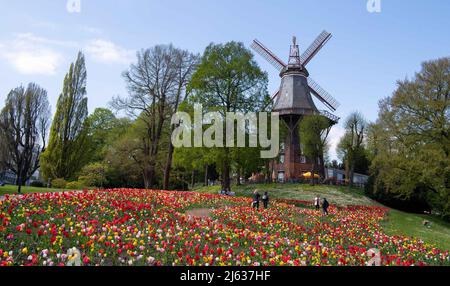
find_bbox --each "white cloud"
[85,39,134,65]
[0,33,70,75]
[3,49,63,75]
[14,33,78,48]
[327,125,346,161]
[0,33,134,76]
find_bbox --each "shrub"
[51,178,67,189]
[66,181,86,190]
[30,181,45,188]
[78,162,107,187]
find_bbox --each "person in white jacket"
[314,196,321,210]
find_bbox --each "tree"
[369,57,450,217]
[104,115,168,189]
[337,112,367,187]
[172,101,217,189]
[299,115,332,180]
[162,50,199,190]
[78,162,108,188]
[103,120,140,188]
[188,41,269,192]
[113,45,198,189]
[40,52,91,181]
[86,108,122,162]
[232,145,264,185]
[0,83,50,193]
[0,133,7,174]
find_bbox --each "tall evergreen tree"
[40,52,90,181]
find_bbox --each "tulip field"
[0,189,449,266]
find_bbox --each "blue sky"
[0,0,449,159]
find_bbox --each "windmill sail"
[251,40,287,72]
[300,31,332,67]
[308,78,340,111]
[320,110,340,123]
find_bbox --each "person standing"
[322,198,330,215]
[314,195,321,210]
[252,190,261,210]
[262,192,270,209]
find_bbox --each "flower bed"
[0,189,448,266]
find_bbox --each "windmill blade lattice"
[308,77,340,111]
[319,110,340,124]
[251,40,287,72]
[300,31,332,67]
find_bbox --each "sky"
[0,0,449,160]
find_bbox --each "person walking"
[322,198,330,215]
[252,190,261,210]
[262,192,270,209]
[314,195,321,211]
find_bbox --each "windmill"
[251,31,340,182]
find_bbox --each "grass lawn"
[195,183,450,251]
[0,184,68,195]
[195,183,378,206]
[381,209,450,251]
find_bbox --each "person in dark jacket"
[252,190,261,210]
[322,198,330,215]
[262,192,270,209]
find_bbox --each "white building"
[325,168,369,187]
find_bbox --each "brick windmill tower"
[251,31,340,182]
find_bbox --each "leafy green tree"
[173,145,211,188]
[172,101,214,189]
[104,113,170,189]
[299,115,332,180]
[78,162,108,188]
[0,83,50,193]
[40,52,91,181]
[369,57,450,217]
[232,146,264,185]
[188,41,269,192]
[113,45,197,189]
[86,108,122,162]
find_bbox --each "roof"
[273,72,318,116]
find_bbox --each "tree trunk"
[221,149,231,192]
[264,161,270,184]
[191,170,196,189]
[319,153,326,182]
[143,164,155,189]
[163,143,175,190]
[349,163,355,188]
[269,161,274,183]
[236,168,241,186]
[344,160,350,185]
[311,157,319,186]
[17,172,22,194]
[204,164,208,186]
